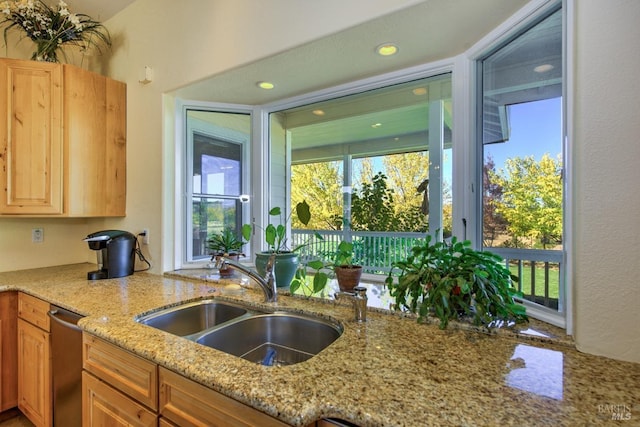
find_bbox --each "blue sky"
[484,97,563,170]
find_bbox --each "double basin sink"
[136,299,342,366]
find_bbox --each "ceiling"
[171,0,530,105]
[62,0,531,106]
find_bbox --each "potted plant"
[333,240,363,291]
[384,235,528,329]
[207,225,251,277]
[254,200,314,288]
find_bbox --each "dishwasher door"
[49,306,83,427]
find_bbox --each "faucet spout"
[214,255,277,302]
[335,286,367,322]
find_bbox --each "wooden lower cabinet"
[82,334,350,427]
[159,367,289,427]
[0,292,18,411]
[17,293,51,427]
[82,371,156,427]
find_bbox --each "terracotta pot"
[335,265,363,291]
[216,253,239,277]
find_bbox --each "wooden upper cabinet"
[64,65,126,216]
[0,59,63,214]
[0,58,126,217]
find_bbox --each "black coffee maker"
[84,230,136,280]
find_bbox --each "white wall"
[0,0,422,274]
[572,0,640,363]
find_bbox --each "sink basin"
[137,300,248,337]
[196,312,342,366]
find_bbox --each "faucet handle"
[353,286,367,299]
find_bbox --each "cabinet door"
[0,59,63,214]
[82,371,157,427]
[0,291,18,411]
[17,318,51,427]
[64,65,126,217]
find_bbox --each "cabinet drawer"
[83,371,157,427]
[83,334,157,411]
[159,367,288,427]
[18,293,50,332]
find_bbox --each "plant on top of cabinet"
[385,235,528,329]
[0,0,111,63]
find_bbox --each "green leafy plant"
[264,201,312,253]
[289,259,332,297]
[0,0,111,62]
[207,225,252,256]
[385,235,528,329]
[334,240,355,266]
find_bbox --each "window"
[270,74,452,273]
[184,109,251,263]
[479,8,565,321]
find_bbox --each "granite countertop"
[1,263,639,426]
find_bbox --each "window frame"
[174,101,254,268]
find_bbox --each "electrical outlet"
[32,228,44,243]
[142,228,149,245]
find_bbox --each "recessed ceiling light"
[312,109,325,116]
[533,64,554,73]
[257,81,275,89]
[371,123,382,128]
[412,87,427,96]
[376,43,398,56]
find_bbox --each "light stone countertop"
[1,263,638,426]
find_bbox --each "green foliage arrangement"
[207,225,252,256]
[0,0,111,62]
[385,235,528,329]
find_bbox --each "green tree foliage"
[383,152,429,231]
[489,154,562,249]
[291,161,343,229]
[351,172,398,231]
[482,156,508,246]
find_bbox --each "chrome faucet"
[214,255,277,302]
[335,286,367,322]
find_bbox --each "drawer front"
[18,293,50,331]
[83,371,157,427]
[159,367,288,427]
[83,334,158,411]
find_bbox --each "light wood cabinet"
[0,291,18,412]
[0,58,126,217]
[159,366,289,427]
[17,293,51,427]
[82,333,157,410]
[82,371,156,427]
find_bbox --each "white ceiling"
[64,0,530,105]
[171,0,530,105]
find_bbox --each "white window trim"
[173,99,255,270]
[462,0,571,332]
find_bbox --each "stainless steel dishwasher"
[48,306,83,427]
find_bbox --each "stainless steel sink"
[137,300,342,366]
[136,300,248,337]
[196,312,342,366]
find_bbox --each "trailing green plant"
[207,225,252,256]
[384,235,528,329]
[289,260,332,298]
